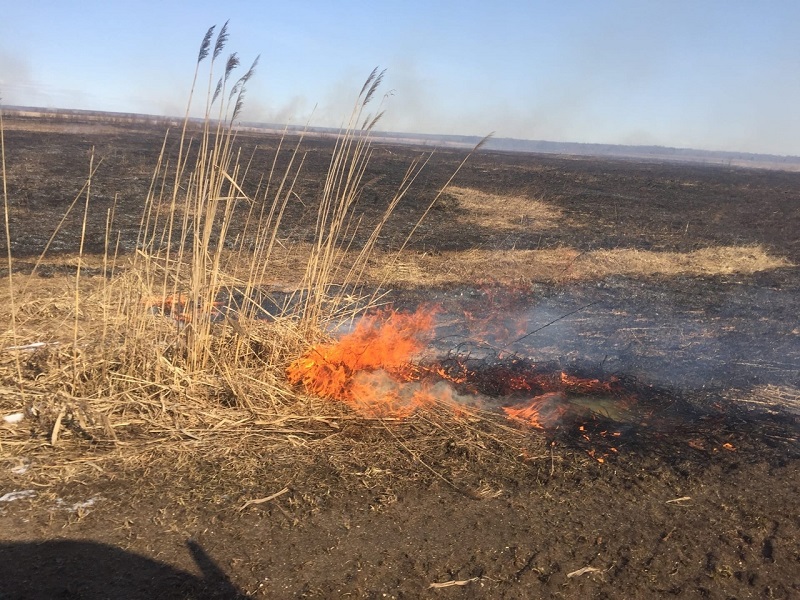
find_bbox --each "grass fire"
[1,21,798,600]
[286,306,640,438]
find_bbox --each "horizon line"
[4,104,800,168]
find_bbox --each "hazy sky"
[2,1,799,155]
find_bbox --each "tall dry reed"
[0,24,484,433]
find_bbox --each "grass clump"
[0,24,478,450]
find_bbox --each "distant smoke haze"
[2,0,799,158]
[4,52,799,158]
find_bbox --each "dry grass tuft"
[359,244,791,287]
[729,384,800,415]
[0,26,491,473]
[366,248,580,286]
[443,186,563,231]
[569,245,792,279]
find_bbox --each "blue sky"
[2,1,799,155]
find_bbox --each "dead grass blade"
[429,577,479,588]
[566,566,601,578]
[238,487,290,511]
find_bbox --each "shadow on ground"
[0,539,249,599]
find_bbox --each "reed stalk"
[0,24,482,430]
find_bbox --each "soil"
[1,118,799,599]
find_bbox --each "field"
[1,115,799,599]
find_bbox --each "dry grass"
[1,241,787,445]
[366,248,578,285]
[0,26,493,472]
[569,246,792,279]
[443,185,563,231]
[730,384,800,415]
[359,244,791,286]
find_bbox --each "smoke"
[428,282,799,393]
[0,50,91,109]
[0,51,34,105]
[350,369,480,418]
[3,5,798,156]
[242,94,311,126]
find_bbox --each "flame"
[144,293,189,311]
[559,372,616,394]
[287,304,636,439]
[502,372,636,431]
[287,308,439,417]
[144,293,223,323]
[503,391,569,429]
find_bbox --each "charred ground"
[3,123,799,262]
[1,120,798,599]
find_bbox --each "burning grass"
[1,26,796,486]
[284,305,642,446]
[287,308,438,416]
[0,25,497,470]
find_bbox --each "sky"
[1,1,799,156]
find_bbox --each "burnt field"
[1,119,799,599]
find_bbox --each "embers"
[287,306,638,439]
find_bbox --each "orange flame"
[144,293,223,323]
[287,308,440,417]
[503,391,569,429]
[287,305,634,433]
[559,372,616,394]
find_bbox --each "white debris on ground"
[2,412,24,424]
[9,459,31,475]
[0,486,103,512]
[56,496,103,513]
[0,490,36,502]
[2,341,58,352]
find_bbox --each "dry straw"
[0,24,486,452]
[2,98,26,415]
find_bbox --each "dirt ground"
[1,118,799,599]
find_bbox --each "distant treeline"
[479,137,800,169]
[4,106,183,128]
[5,106,800,171]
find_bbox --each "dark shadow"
[0,539,250,599]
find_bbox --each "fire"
[502,374,635,429]
[559,372,615,393]
[145,293,223,323]
[286,304,637,447]
[287,308,440,417]
[502,391,568,429]
[144,293,189,312]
